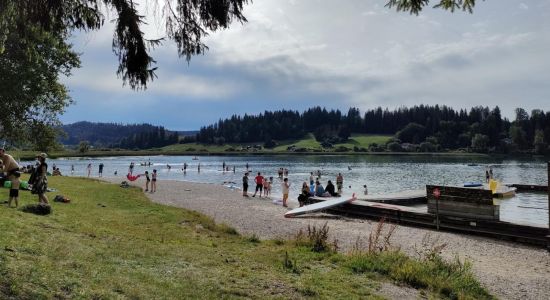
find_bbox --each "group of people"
[240,168,363,208]
[242,172,290,206]
[0,147,49,208]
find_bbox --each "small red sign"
[433,188,441,198]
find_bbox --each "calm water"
[25,155,549,227]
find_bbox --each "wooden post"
[436,196,440,231]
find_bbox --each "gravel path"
[106,178,550,299]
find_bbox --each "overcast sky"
[61,0,550,130]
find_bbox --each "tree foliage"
[386,0,482,15]
[0,11,79,145]
[0,0,250,90]
[196,105,550,154]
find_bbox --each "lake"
[27,154,549,227]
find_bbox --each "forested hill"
[60,122,180,147]
[196,105,550,154]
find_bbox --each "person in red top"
[252,172,264,198]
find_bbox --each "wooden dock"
[355,190,426,205]
[507,184,548,192]
[304,197,549,247]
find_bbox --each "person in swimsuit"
[151,169,157,193]
[144,171,150,192]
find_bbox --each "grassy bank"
[0,177,492,299]
[11,133,492,160]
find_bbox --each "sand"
[105,178,550,299]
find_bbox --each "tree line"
[195,105,550,154]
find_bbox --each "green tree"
[0,0,250,90]
[396,123,426,144]
[79,141,91,153]
[509,125,527,150]
[471,134,489,153]
[0,19,78,145]
[533,130,546,155]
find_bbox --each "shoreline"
[14,150,499,160]
[102,178,550,300]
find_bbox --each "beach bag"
[54,195,71,203]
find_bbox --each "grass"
[334,134,392,150]
[0,176,493,299]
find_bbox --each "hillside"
[60,122,187,147]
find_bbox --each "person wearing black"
[144,171,150,192]
[242,172,249,197]
[98,163,104,177]
[30,153,49,204]
[325,180,338,196]
[297,182,310,207]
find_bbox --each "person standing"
[282,178,290,207]
[98,163,104,177]
[144,171,150,192]
[71,164,75,175]
[151,169,157,193]
[8,171,21,208]
[489,168,494,180]
[485,170,490,183]
[252,172,264,198]
[198,162,201,173]
[0,147,20,181]
[336,173,344,194]
[246,162,249,171]
[31,153,49,204]
[183,162,188,173]
[242,172,249,197]
[87,163,92,177]
[129,162,135,175]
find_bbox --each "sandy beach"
[104,177,550,299]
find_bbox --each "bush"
[386,142,403,152]
[185,147,196,152]
[419,142,436,152]
[334,146,351,152]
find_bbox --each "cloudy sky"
[61,0,550,130]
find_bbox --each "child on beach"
[151,169,157,193]
[363,184,368,195]
[263,178,271,197]
[242,172,249,197]
[282,178,290,207]
[144,171,150,192]
[8,171,20,208]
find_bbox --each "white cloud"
[519,3,529,10]
[64,0,550,125]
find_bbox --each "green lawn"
[334,134,392,150]
[273,133,323,152]
[0,176,492,299]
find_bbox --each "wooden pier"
[507,184,548,192]
[305,194,549,247]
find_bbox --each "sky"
[61,0,550,130]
